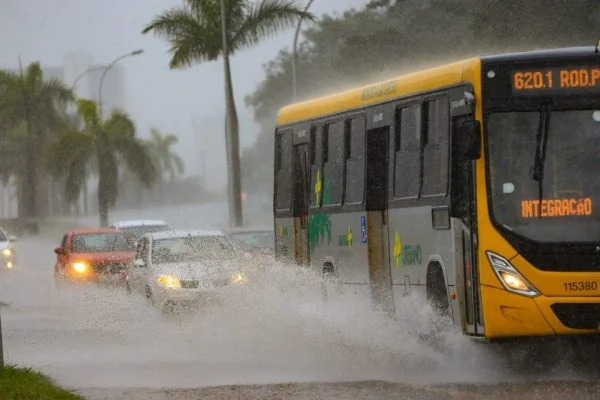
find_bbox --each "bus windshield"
[487,109,600,243]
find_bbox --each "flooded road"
[1,233,599,399]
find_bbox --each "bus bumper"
[481,285,600,339]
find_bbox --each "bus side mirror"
[456,120,481,160]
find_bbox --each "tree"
[242,0,599,197]
[147,128,185,183]
[142,0,313,226]
[147,128,185,204]
[48,99,156,226]
[0,62,73,221]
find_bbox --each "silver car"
[0,227,17,270]
[126,230,246,312]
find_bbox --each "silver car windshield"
[152,236,236,264]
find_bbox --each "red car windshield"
[72,233,130,253]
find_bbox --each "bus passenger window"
[422,98,450,196]
[345,117,366,204]
[310,126,318,165]
[327,121,345,162]
[275,129,293,211]
[394,105,421,199]
[322,121,345,206]
[310,125,322,208]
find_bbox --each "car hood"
[71,251,134,264]
[0,242,10,251]
[154,261,235,281]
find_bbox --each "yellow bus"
[273,47,600,339]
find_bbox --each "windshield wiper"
[530,106,551,218]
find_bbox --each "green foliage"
[142,0,314,69]
[0,62,73,219]
[0,366,82,400]
[48,99,156,225]
[242,0,599,194]
[147,128,185,182]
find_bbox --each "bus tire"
[322,262,335,277]
[426,263,449,315]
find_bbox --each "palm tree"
[142,0,313,226]
[148,128,185,183]
[48,99,156,226]
[0,62,73,221]
[147,128,185,204]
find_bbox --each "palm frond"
[103,110,136,141]
[117,138,157,188]
[231,0,314,51]
[163,133,179,147]
[143,7,222,68]
[76,99,100,128]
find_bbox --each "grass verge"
[0,365,82,400]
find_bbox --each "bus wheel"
[322,262,334,277]
[426,263,449,316]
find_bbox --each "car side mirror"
[8,235,17,242]
[54,247,66,255]
[133,259,146,268]
[456,120,481,160]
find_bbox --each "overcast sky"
[0,0,370,189]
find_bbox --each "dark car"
[226,228,274,255]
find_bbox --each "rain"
[0,1,599,399]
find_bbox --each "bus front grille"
[551,303,600,329]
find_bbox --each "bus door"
[292,142,310,265]
[453,116,484,335]
[365,118,393,314]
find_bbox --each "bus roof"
[276,57,480,126]
[276,46,599,127]
[481,46,597,64]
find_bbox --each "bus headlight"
[486,251,539,297]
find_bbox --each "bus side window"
[394,104,421,199]
[344,116,366,204]
[323,121,345,206]
[310,125,322,208]
[422,98,450,196]
[275,129,293,211]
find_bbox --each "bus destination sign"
[511,66,600,95]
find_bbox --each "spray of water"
[2,237,598,390]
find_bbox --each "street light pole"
[98,49,143,120]
[292,0,314,102]
[71,65,106,91]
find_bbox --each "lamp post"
[292,0,314,102]
[98,49,143,120]
[71,65,106,91]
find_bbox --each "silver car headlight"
[157,274,181,289]
[486,251,539,297]
[231,272,247,285]
[2,248,12,258]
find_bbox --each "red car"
[54,228,134,286]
